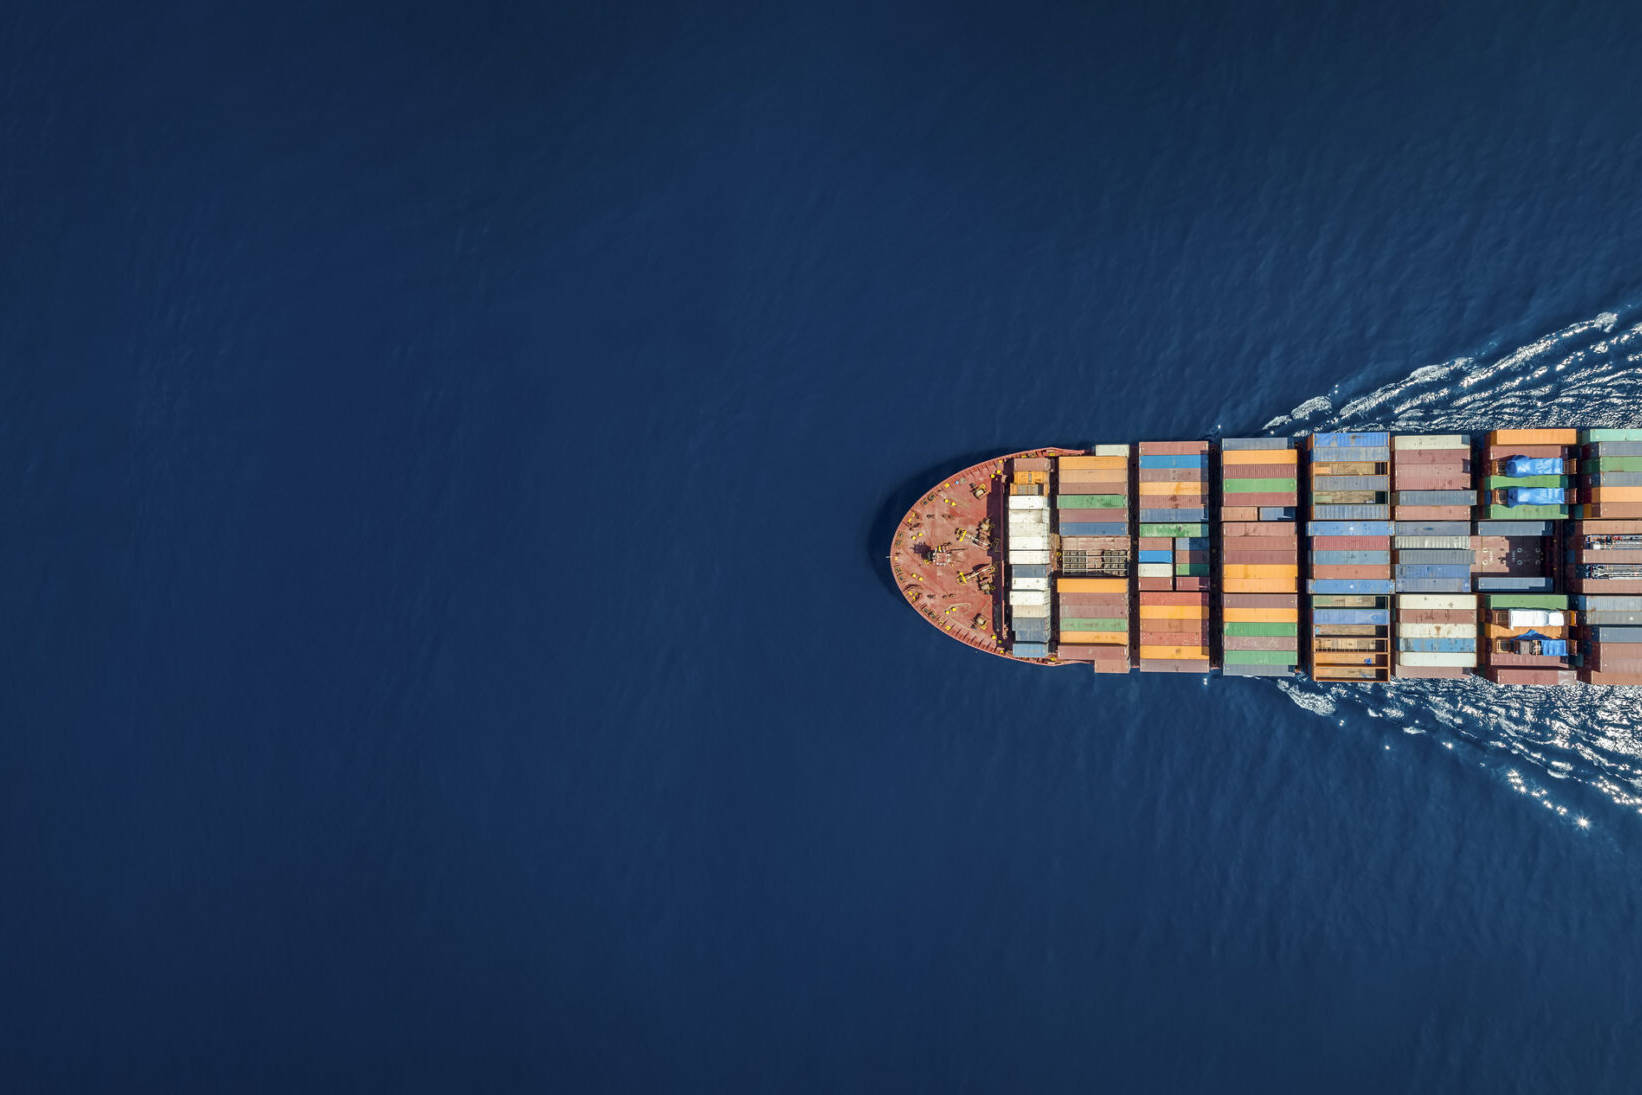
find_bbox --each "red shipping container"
[1138,441,1209,455]
[1137,537,1173,550]
[1173,576,1210,591]
[1223,523,1299,538]
[1307,535,1388,550]
[1138,591,1209,605]
[1139,468,1204,482]
[1485,446,1569,461]
[1395,665,1467,679]
[1490,667,1578,685]
[1056,644,1130,662]
[1222,549,1298,564]
[1222,492,1299,507]
[1137,577,1175,591]
[1222,593,1299,608]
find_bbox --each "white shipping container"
[1094,444,1130,457]
[1008,550,1052,565]
[1010,536,1050,551]
[1008,519,1050,534]
[1506,609,1565,628]
[1011,603,1050,619]
[1397,593,1478,609]
[1137,563,1173,578]
[1396,622,1478,638]
[1011,576,1049,592]
[1007,495,1048,510]
[1393,434,1471,451]
[1399,652,1479,668]
[1009,589,1049,607]
[1008,510,1049,524]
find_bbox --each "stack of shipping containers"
[1307,432,1393,682]
[1219,438,1300,676]
[1136,441,1211,672]
[1390,434,1476,677]
[1053,446,1133,673]
[1476,429,1576,684]
[1572,429,1642,683]
[1004,458,1052,658]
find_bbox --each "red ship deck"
[889,448,1081,663]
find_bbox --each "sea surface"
[5,1,1642,1090]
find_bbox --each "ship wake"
[1260,303,1642,823]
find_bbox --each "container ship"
[889,429,1642,685]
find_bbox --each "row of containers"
[1136,441,1210,672]
[1573,428,1642,684]
[1004,459,1052,656]
[1220,438,1299,676]
[1308,432,1394,682]
[1004,428,1642,683]
[1053,446,1133,674]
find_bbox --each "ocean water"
[6,0,1642,1090]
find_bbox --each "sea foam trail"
[1260,305,1642,820]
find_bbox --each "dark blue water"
[7,1,1642,1089]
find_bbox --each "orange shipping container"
[1222,506,1260,521]
[1057,469,1128,485]
[1057,578,1128,593]
[1223,607,1299,622]
[1223,579,1300,593]
[1139,645,1210,660]
[1589,487,1642,502]
[1224,564,1299,578]
[1138,481,1204,496]
[1221,449,1298,465]
[1489,428,1579,445]
[1058,455,1128,470]
[1139,604,1209,620]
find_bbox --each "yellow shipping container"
[1223,564,1299,578]
[1138,604,1209,620]
[1058,631,1127,645]
[1489,428,1578,445]
[1139,645,1210,660]
[1056,577,1128,593]
[1221,449,1297,465]
[1589,487,1642,502]
[1057,455,1128,470]
[1012,470,1049,484]
[1222,606,1299,622]
[1138,481,1204,496]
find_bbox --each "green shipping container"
[1223,477,1298,493]
[1060,617,1127,632]
[1487,504,1567,520]
[1484,475,1569,489]
[1582,457,1642,472]
[1223,621,1299,637]
[1486,594,1568,609]
[1223,650,1299,665]
[1056,494,1126,508]
[1174,563,1210,577]
[1138,523,1210,538]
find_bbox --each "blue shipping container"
[1312,551,1391,565]
[1505,456,1564,476]
[1475,576,1556,591]
[1313,609,1390,625]
[1313,505,1392,520]
[1138,550,1172,563]
[1310,579,1397,594]
[1175,537,1209,550]
[1307,521,1396,537]
[1398,638,1477,652]
[1594,627,1642,643]
[1137,454,1208,469]
[1395,579,1473,593]
[1011,642,1049,658]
